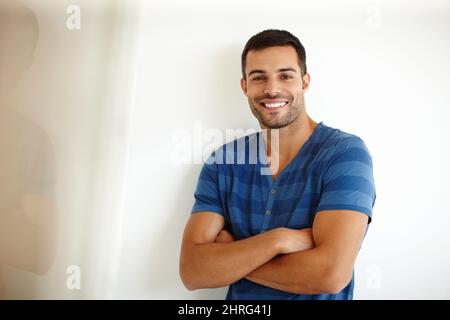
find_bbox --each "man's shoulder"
[314,123,372,168]
[320,123,368,153]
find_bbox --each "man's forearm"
[180,230,282,290]
[245,247,344,295]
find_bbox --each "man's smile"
[259,99,290,111]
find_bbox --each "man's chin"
[260,114,300,129]
[261,121,289,130]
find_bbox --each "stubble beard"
[249,96,305,129]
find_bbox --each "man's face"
[241,45,309,129]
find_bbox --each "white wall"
[1,0,449,299]
[113,0,450,299]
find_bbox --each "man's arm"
[244,210,369,295]
[179,211,313,290]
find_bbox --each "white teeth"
[264,102,287,108]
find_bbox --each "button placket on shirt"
[260,182,278,233]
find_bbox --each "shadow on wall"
[133,166,227,299]
[208,44,255,130]
[104,31,253,299]
[167,44,250,299]
[0,0,57,297]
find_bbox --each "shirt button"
[271,188,276,195]
[265,210,271,216]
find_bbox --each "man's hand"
[276,227,315,254]
[180,212,288,290]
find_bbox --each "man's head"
[0,0,39,97]
[240,29,310,129]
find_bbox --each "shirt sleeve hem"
[191,205,224,216]
[315,204,372,224]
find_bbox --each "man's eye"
[252,76,264,81]
[281,74,293,80]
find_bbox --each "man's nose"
[263,78,281,96]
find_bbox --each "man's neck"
[263,113,317,178]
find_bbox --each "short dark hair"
[241,29,307,79]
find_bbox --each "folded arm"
[245,210,369,294]
[179,211,312,290]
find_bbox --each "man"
[179,29,376,300]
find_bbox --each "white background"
[2,0,450,299]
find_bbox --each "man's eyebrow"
[248,68,298,77]
[278,68,297,73]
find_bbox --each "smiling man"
[179,29,376,300]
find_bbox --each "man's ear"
[302,73,311,93]
[240,78,247,95]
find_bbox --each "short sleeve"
[316,137,376,224]
[191,153,224,216]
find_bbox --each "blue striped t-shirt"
[191,121,376,300]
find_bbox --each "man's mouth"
[259,99,289,110]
